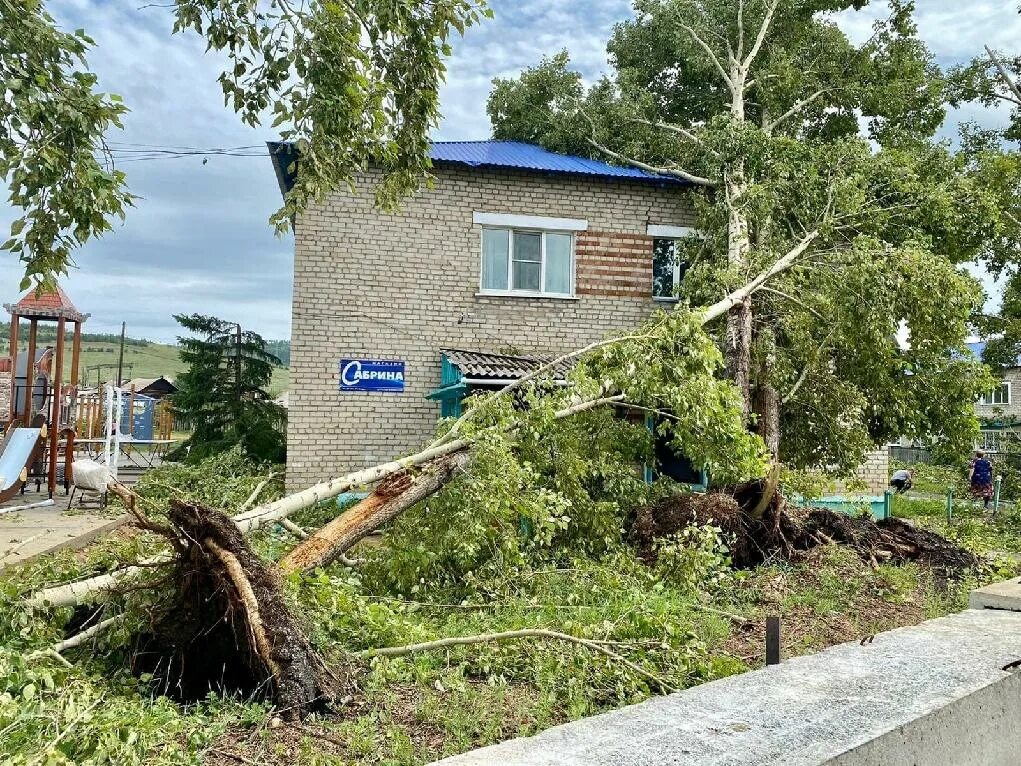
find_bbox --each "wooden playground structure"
[2,285,176,503]
[3,285,87,498]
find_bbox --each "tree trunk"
[724,62,754,419]
[753,380,781,461]
[278,451,471,575]
[725,295,753,417]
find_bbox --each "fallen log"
[26,239,818,610]
[278,451,471,575]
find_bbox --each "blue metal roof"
[266,140,683,196]
[429,141,682,184]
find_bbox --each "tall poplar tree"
[488,0,1002,482]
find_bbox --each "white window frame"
[980,381,1012,406]
[648,226,699,303]
[477,225,577,299]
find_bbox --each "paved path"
[0,490,129,570]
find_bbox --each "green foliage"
[3,0,492,286]
[171,0,491,226]
[363,308,765,595]
[487,0,1000,472]
[653,524,734,594]
[131,447,284,512]
[361,407,656,596]
[0,649,213,766]
[0,0,134,289]
[169,314,286,463]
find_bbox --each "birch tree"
[489,0,999,476]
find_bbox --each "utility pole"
[235,322,242,404]
[116,322,126,387]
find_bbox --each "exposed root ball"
[131,500,345,718]
[632,488,977,577]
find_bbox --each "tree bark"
[726,295,753,418]
[753,380,781,461]
[278,451,471,575]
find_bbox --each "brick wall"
[575,231,655,298]
[975,367,1021,422]
[828,448,890,496]
[287,166,694,489]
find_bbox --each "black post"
[235,322,242,404]
[116,321,126,386]
[765,615,781,666]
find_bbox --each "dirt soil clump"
[130,500,351,718]
[632,482,977,576]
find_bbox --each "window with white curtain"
[480,227,575,297]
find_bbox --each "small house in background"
[121,376,178,400]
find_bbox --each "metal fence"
[889,446,933,465]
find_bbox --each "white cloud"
[1,0,1018,341]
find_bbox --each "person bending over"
[890,468,913,494]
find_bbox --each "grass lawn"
[1,459,1017,766]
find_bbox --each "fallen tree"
[28,231,816,611]
[22,238,827,716]
[632,484,977,576]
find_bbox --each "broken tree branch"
[240,472,282,513]
[763,88,827,133]
[986,45,1021,105]
[630,118,719,157]
[278,451,472,575]
[587,138,718,188]
[28,614,125,664]
[701,230,819,324]
[678,20,733,93]
[743,0,778,71]
[356,628,675,692]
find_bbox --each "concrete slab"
[431,609,1021,766]
[0,491,129,570]
[970,576,1021,611]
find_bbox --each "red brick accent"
[575,230,653,297]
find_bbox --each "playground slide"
[0,426,45,503]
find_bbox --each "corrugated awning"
[440,348,573,382]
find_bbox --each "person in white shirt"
[890,468,912,494]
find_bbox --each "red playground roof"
[4,284,88,322]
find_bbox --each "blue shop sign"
[339,359,406,392]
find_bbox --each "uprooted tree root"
[632,481,977,577]
[130,500,350,718]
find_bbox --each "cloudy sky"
[2,0,1019,343]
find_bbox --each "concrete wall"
[430,608,1021,766]
[288,165,694,489]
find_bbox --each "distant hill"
[0,322,290,396]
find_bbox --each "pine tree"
[169,314,285,463]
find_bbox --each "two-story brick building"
[272,139,889,494]
[969,341,1021,453]
[271,140,706,489]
